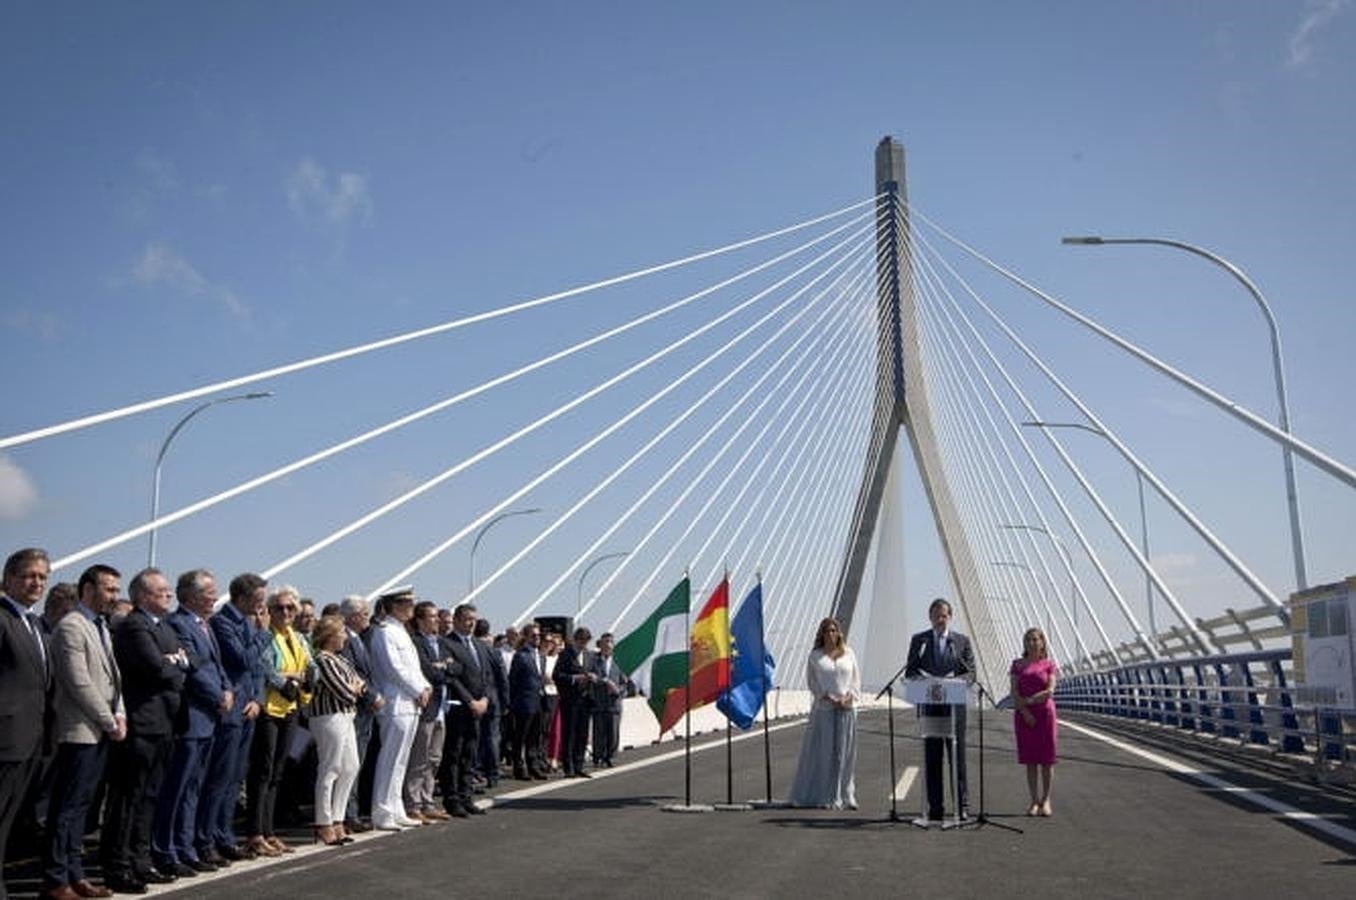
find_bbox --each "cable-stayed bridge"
[4,140,1355,884]
[7,137,1351,690]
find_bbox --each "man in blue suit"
[153,570,232,877]
[507,624,546,780]
[201,573,266,864]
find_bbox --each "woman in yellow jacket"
[245,586,315,857]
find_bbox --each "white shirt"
[369,619,430,716]
[806,647,860,710]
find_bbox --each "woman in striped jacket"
[310,615,365,845]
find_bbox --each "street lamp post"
[576,551,630,620]
[991,559,1053,637]
[148,391,274,567]
[999,523,1076,626]
[1022,421,1157,640]
[468,507,543,593]
[1062,234,1307,590]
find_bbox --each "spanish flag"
[661,577,731,731]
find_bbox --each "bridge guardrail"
[1055,647,1356,781]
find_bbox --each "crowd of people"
[0,548,633,900]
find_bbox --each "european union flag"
[717,583,776,730]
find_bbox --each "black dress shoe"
[104,875,148,895]
[215,844,246,862]
[135,868,176,885]
[445,802,469,818]
[199,848,225,866]
[462,802,486,816]
[186,857,218,873]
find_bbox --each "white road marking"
[893,766,919,802]
[1062,718,1356,848]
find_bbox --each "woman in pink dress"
[1010,628,1058,817]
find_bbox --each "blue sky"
[2,2,1352,661]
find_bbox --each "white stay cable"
[605,288,875,633]
[919,317,1035,656]
[757,339,881,650]
[45,209,879,576]
[910,232,1167,658]
[1,195,882,452]
[751,298,889,659]
[910,207,1356,492]
[915,262,1081,662]
[919,299,1069,661]
[557,258,875,626]
[724,314,878,643]
[766,385,875,672]
[914,228,1269,646]
[360,227,880,597]
[914,245,1119,665]
[502,247,876,623]
[921,231,1283,621]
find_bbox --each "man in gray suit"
[42,564,126,900]
[905,597,976,822]
[590,633,628,768]
[1,548,53,900]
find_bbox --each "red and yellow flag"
[656,577,732,734]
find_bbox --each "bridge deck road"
[173,709,1354,900]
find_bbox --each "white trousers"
[371,712,419,825]
[311,711,359,825]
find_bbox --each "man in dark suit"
[101,568,189,894]
[1,547,53,900]
[553,626,596,778]
[153,570,232,876]
[473,617,509,789]
[905,597,976,821]
[507,624,546,780]
[438,603,490,818]
[42,564,124,900]
[337,595,382,832]
[590,632,628,768]
[406,601,455,822]
[201,573,266,863]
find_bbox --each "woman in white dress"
[788,617,860,809]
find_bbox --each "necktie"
[97,617,122,709]
[25,611,47,675]
[464,636,480,669]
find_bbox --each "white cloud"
[133,243,248,318]
[0,455,38,520]
[286,158,372,225]
[1288,0,1349,68]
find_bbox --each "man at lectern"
[905,598,975,821]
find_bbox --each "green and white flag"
[613,576,690,727]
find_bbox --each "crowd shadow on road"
[495,794,675,812]
[761,814,894,831]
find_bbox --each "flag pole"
[758,573,772,804]
[723,567,733,806]
[684,569,692,809]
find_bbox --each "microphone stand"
[955,682,1022,834]
[875,660,909,823]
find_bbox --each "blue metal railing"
[1054,648,1354,766]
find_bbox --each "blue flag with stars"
[717,583,775,729]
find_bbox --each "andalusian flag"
[614,577,690,733]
